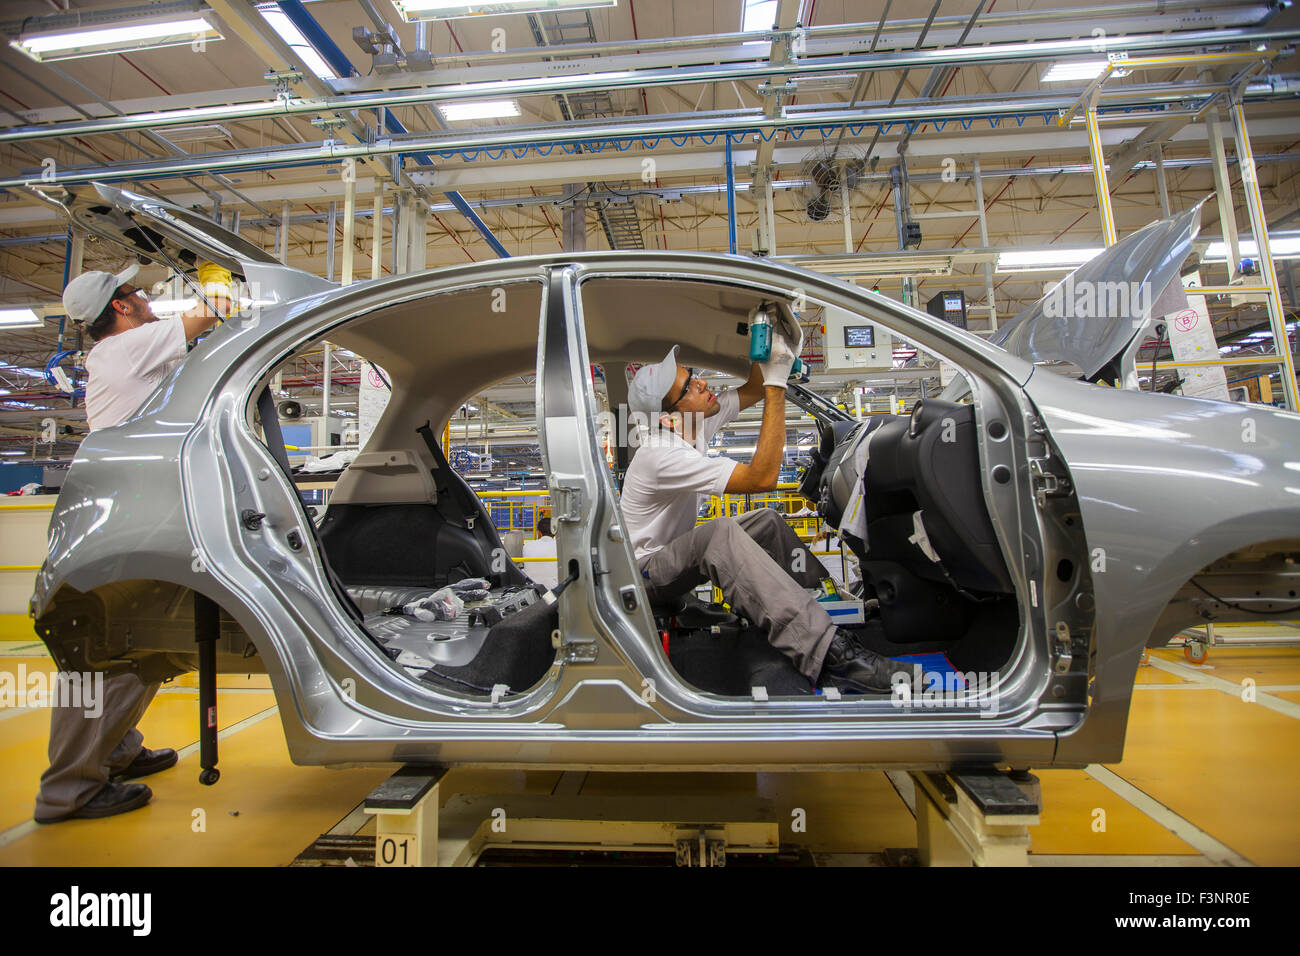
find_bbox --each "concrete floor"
[2,628,1298,866]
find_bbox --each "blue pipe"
[725,138,737,255]
[273,1,510,258]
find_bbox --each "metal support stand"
[909,769,1040,866]
[363,767,780,867]
[193,592,221,786]
[364,765,448,867]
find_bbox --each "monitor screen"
[943,295,963,312]
[843,325,876,348]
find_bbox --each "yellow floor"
[1,640,1298,865]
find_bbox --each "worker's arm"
[180,295,230,341]
[735,362,766,411]
[724,386,786,493]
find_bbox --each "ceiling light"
[147,299,197,315]
[437,100,521,122]
[162,124,235,144]
[996,248,1104,272]
[0,308,43,329]
[1041,60,1109,82]
[1204,236,1300,261]
[11,16,222,62]
[256,4,338,79]
[391,0,617,23]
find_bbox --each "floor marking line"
[0,705,279,852]
[1147,657,1300,721]
[0,704,41,723]
[1085,763,1252,867]
[0,821,38,850]
[174,705,279,761]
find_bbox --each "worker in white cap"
[619,323,918,695]
[34,263,229,824]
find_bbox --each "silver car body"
[29,184,1300,772]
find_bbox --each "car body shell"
[29,189,1300,772]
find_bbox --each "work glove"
[761,333,798,389]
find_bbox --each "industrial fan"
[792,146,867,223]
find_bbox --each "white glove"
[761,334,798,389]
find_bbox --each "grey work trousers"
[35,671,158,819]
[638,508,839,681]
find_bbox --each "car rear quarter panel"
[1023,371,1300,762]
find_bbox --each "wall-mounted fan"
[793,146,867,223]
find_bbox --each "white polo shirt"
[85,319,187,431]
[621,389,741,563]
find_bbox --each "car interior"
[253,276,1022,702]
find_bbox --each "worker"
[35,262,229,823]
[621,337,918,694]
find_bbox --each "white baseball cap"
[628,345,682,422]
[62,263,140,324]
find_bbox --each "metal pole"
[324,200,337,281]
[4,24,1295,146]
[322,343,333,425]
[1085,104,1117,246]
[725,138,737,255]
[1229,100,1299,411]
[765,173,777,257]
[341,173,356,285]
[840,167,852,253]
[371,186,383,280]
[1152,144,1172,217]
[394,189,410,274]
[972,158,997,330]
[562,183,587,252]
[1204,104,1242,281]
[413,202,427,271]
[278,201,291,264]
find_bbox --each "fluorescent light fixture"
[1,450,26,456]
[0,308,43,329]
[162,124,235,144]
[996,247,1104,272]
[11,16,222,62]
[147,298,197,315]
[391,0,617,23]
[1204,236,1300,261]
[256,4,338,79]
[742,0,779,32]
[1041,60,1109,82]
[437,99,521,122]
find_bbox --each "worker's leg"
[35,671,159,819]
[734,508,827,589]
[641,517,838,681]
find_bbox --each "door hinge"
[1053,620,1073,674]
[1029,458,1071,509]
[553,485,583,523]
[551,628,597,663]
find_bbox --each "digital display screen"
[843,325,876,348]
[943,295,963,311]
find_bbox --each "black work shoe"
[819,631,920,694]
[35,782,152,824]
[113,747,178,781]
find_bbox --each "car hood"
[24,180,333,301]
[991,202,1205,379]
